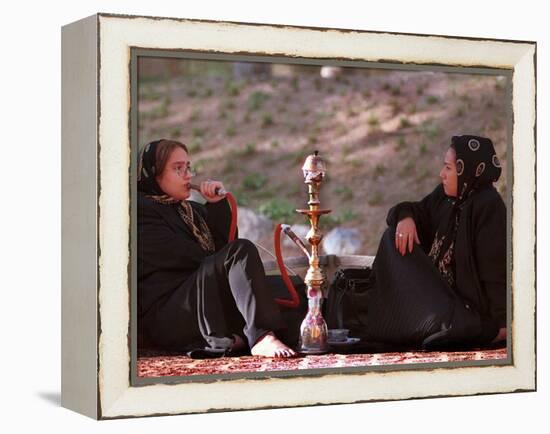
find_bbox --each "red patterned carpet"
[138,347,507,378]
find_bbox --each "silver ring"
[398,233,404,238]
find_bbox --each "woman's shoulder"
[467,186,506,220]
[138,192,161,210]
[470,186,506,209]
[137,192,177,221]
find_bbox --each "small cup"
[327,328,349,342]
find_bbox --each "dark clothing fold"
[363,183,506,348]
[138,192,291,352]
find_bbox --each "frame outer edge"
[61,13,100,420]
[94,14,537,418]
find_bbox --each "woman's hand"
[200,180,226,203]
[395,217,421,256]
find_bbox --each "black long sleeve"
[386,184,446,252]
[204,198,237,250]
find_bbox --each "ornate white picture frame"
[61,13,536,419]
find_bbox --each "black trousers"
[144,239,288,351]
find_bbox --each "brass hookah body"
[292,151,332,354]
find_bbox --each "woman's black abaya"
[359,136,506,350]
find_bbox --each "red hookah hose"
[273,223,301,308]
[225,192,238,242]
[222,189,298,308]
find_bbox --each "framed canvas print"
[61,13,536,419]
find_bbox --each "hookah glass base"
[298,295,329,354]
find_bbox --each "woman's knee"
[229,238,255,249]
[226,238,259,257]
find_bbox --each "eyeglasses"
[174,164,196,177]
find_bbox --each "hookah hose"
[224,197,299,308]
[273,223,301,308]
[225,192,238,242]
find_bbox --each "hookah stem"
[273,224,301,308]
[190,182,237,242]
[280,225,310,258]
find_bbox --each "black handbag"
[325,267,373,333]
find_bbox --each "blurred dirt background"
[137,57,509,259]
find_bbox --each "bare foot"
[250,332,296,358]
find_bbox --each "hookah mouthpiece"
[190,182,227,196]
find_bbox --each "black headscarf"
[452,135,502,201]
[137,139,215,253]
[429,135,502,287]
[137,139,165,195]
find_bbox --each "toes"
[274,349,286,358]
[250,334,297,358]
[278,348,296,358]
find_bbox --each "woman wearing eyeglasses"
[137,139,296,358]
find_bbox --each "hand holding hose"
[191,180,226,203]
[190,181,237,242]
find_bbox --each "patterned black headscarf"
[452,135,502,201]
[137,139,165,195]
[429,135,502,288]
